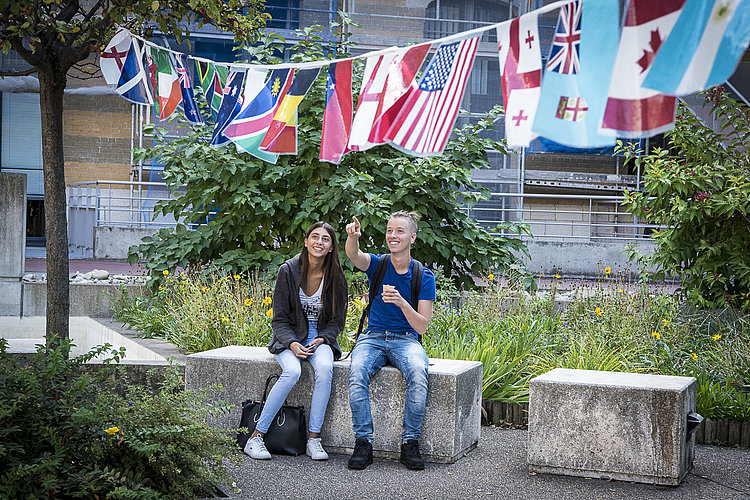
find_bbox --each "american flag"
[547,1,582,75]
[385,36,479,156]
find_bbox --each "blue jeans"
[256,326,333,434]
[348,330,429,443]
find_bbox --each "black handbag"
[236,374,307,456]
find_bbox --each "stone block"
[0,173,26,279]
[527,368,697,486]
[186,346,482,463]
[0,280,22,316]
[22,282,144,317]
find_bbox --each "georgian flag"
[497,13,542,149]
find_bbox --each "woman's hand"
[289,341,312,359]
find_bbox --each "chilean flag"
[320,60,353,164]
[600,0,684,138]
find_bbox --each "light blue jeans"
[348,330,429,443]
[256,326,334,435]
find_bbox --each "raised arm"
[345,216,371,271]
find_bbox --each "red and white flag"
[385,36,479,157]
[100,28,132,85]
[320,60,353,164]
[348,51,398,152]
[600,0,684,138]
[367,44,431,144]
[496,13,542,149]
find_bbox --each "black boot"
[400,439,425,470]
[347,438,373,470]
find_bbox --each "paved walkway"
[223,427,748,499]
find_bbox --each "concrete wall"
[521,239,657,277]
[94,226,161,260]
[22,282,145,318]
[0,173,26,315]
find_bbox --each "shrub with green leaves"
[621,87,750,311]
[0,338,240,498]
[128,20,532,289]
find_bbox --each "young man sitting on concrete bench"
[344,211,436,470]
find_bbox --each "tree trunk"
[38,69,69,346]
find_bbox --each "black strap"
[261,374,280,404]
[410,259,424,344]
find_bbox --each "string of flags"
[100,0,750,163]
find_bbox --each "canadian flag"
[600,0,684,138]
[496,13,542,149]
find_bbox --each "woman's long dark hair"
[299,222,345,315]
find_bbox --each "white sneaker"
[306,437,329,460]
[244,436,271,460]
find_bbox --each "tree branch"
[56,0,80,23]
[0,67,38,77]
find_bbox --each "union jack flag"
[546,1,582,75]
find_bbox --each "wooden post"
[741,421,750,448]
[728,421,742,447]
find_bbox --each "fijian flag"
[259,68,320,155]
[532,0,619,148]
[116,38,153,105]
[320,60,353,164]
[385,36,479,157]
[223,68,293,163]
[172,53,202,124]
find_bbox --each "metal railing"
[467,192,660,242]
[68,180,657,242]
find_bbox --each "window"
[1,92,43,196]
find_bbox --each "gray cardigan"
[267,254,346,360]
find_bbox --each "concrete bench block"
[527,368,698,486]
[186,346,482,463]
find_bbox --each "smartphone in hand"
[304,342,318,352]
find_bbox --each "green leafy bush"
[0,338,240,498]
[621,87,750,311]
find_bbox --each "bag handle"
[261,374,280,404]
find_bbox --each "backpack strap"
[410,258,424,344]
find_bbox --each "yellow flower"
[691,352,698,360]
[234,274,241,281]
[221,315,228,323]
[245,298,253,306]
[202,286,208,292]
[162,270,169,276]
[158,286,164,291]
[617,289,623,293]
[595,307,603,315]
[263,297,272,305]
[662,319,670,325]
[604,267,612,275]
[488,273,495,281]
[651,331,661,339]
[266,308,273,318]
[555,274,561,279]
[104,426,119,435]
[712,334,721,341]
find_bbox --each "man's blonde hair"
[389,210,419,234]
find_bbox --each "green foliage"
[0,0,268,59]
[0,338,241,498]
[128,20,532,289]
[621,87,750,311]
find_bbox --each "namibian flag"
[259,68,320,155]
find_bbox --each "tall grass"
[114,270,750,421]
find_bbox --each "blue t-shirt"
[365,253,436,338]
